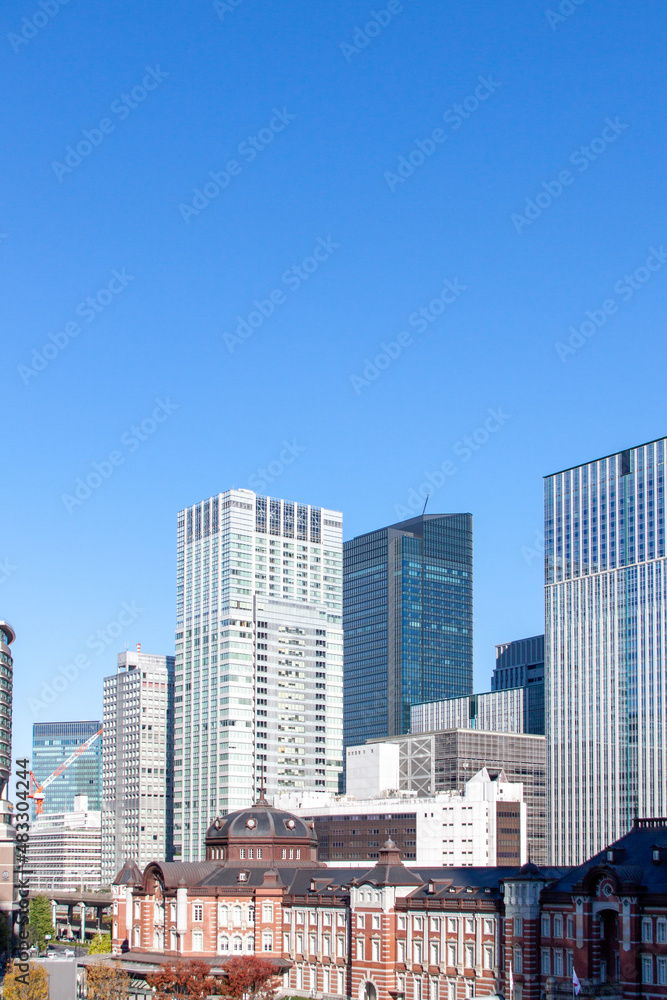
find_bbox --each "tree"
[2,960,49,1000]
[147,958,223,999]
[28,896,54,952]
[223,955,281,1000]
[85,961,130,1000]
[87,931,112,954]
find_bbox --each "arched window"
[219,936,229,953]
[154,928,163,951]
[233,936,243,953]
[219,906,229,925]
[263,932,273,952]
[247,905,255,924]
[263,903,273,923]
[170,930,177,951]
[233,906,242,926]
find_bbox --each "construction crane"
[29,727,103,814]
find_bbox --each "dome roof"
[207,801,317,844]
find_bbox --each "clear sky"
[2,0,666,766]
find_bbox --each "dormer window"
[238,871,248,882]
[652,846,667,864]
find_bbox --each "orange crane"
[29,727,103,814]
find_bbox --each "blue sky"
[2,0,666,763]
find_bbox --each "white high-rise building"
[175,489,343,862]
[546,437,667,865]
[101,648,174,882]
[27,795,101,891]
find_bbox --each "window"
[414,916,423,931]
[554,950,563,976]
[296,934,304,954]
[553,915,563,938]
[514,916,523,937]
[263,904,273,923]
[566,916,574,939]
[431,981,439,1000]
[337,937,345,957]
[397,941,406,962]
[193,903,203,922]
[464,983,474,999]
[566,951,573,976]
[219,936,229,953]
[465,945,474,968]
[219,906,229,925]
[642,955,653,984]
[483,946,493,969]
[541,915,550,937]
[415,980,422,1000]
[658,919,667,944]
[233,906,242,926]
[447,985,456,1000]
[513,947,523,974]
[657,957,667,985]
[233,936,243,953]
[192,931,203,951]
[447,944,457,966]
[414,942,423,965]
[309,934,317,955]
[372,939,380,962]
[430,917,440,931]
[323,936,331,956]
[465,918,474,934]
[642,918,653,943]
[372,914,381,930]
[541,949,551,975]
[484,919,494,936]
[356,939,364,961]
[447,916,457,933]
[357,915,365,928]
[263,932,273,952]
[430,943,440,966]
[398,915,407,930]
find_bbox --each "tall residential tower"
[175,490,343,861]
[343,513,472,749]
[546,437,667,864]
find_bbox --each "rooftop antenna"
[422,493,430,515]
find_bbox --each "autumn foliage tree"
[146,958,224,999]
[223,955,281,1000]
[86,961,130,1000]
[2,960,49,1000]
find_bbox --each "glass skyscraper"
[32,720,102,816]
[493,634,544,735]
[545,437,667,864]
[175,489,344,861]
[343,512,473,750]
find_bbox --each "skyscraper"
[175,489,343,861]
[343,513,473,749]
[545,437,667,864]
[101,648,174,883]
[492,634,545,735]
[32,720,102,815]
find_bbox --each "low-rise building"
[27,795,101,891]
[104,800,667,1000]
[277,767,527,867]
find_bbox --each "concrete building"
[101,648,174,884]
[175,489,344,861]
[32,720,102,815]
[343,514,473,750]
[277,767,527,866]
[365,729,547,865]
[27,795,101,891]
[546,437,667,864]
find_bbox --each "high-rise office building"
[32,720,102,815]
[175,489,343,861]
[27,794,101,891]
[366,727,547,864]
[101,648,174,883]
[343,513,473,749]
[546,437,667,864]
[493,634,544,735]
[410,635,545,737]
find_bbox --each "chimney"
[137,643,141,653]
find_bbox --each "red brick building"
[107,801,667,1000]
